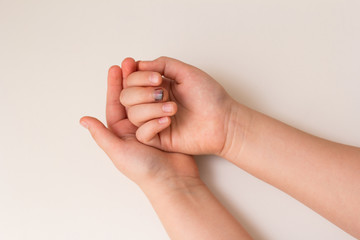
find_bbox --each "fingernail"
[80,120,88,129]
[153,88,164,101]
[158,117,169,124]
[162,103,173,113]
[149,73,159,84]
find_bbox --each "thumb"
[80,116,124,159]
[137,56,194,84]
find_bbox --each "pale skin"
[80,65,252,240]
[119,56,360,239]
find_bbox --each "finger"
[137,56,195,84]
[120,87,169,107]
[127,102,177,127]
[106,65,127,128]
[121,57,137,88]
[136,117,171,147]
[126,71,163,87]
[80,116,124,159]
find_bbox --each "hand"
[80,65,199,187]
[120,56,247,156]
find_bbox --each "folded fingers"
[126,71,163,87]
[127,102,177,127]
[135,117,171,146]
[120,87,169,108]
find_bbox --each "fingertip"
[135,117,171,146]
[79,116,105,129]
[149,72,163,86]
[79,117,125,158]
[107,65,123,88]
[122,57,136,66]
[108,65,122,76]
[121,58,136,73]
[108,64,121,71]
[162,101,178,115]
[80,116,101,129]
[80,116,90,129]
[122,57,137,86]
[158,116,171,125]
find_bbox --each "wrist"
[219,100,254,163]
[139,175,205,199]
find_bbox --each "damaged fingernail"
[153,88,164,101]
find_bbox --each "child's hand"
[80,65,199,188]
[120,57,246,156]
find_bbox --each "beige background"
[0,0,359,239]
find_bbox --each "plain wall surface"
[1,0,359,239]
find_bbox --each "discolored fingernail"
[153,88,164,101]
[149,73,159,84]
[162,103,173,113]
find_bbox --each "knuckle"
[125,72,135,84]
[119,91,127,105]
[136,129,148,143]
[127,107,140,126]
[157,56,168,63]
[127,107,134,120]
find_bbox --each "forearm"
[140,177,252,240]
[222,102,360,238]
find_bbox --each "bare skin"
[120,57,235,155]
[80,65,252,240]
[121,56,360,239]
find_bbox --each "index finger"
[126,71,163,87]
[106,65,127,128]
